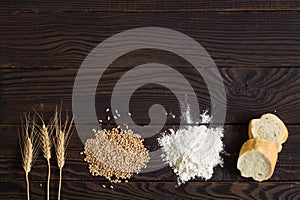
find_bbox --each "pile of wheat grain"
[83,128,149,182]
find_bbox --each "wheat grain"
[23,137,33,174]
[83,128,149,182]
[56,130,65,169]
[40,124,52,160]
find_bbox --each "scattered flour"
[158,111,224,184]
[199,110,212,124]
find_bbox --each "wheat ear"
[19,114,39,200]
[54,106,74,200]
[35,111,53,200]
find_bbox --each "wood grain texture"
[1,12,300,68]
[0,181,299,200]
[1,67,300,124]
[0,125,299,181]
[1,0,300,13]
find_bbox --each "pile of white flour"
[158,112,224,184]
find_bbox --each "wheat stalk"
[35,111,53,200]
[19,114,39,200]
[53,106,74,200]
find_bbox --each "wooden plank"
[1,125,299,181]
[1,68,300,124]
[0,180,299,200]
[1,0,300,13]
[1,12,300,68]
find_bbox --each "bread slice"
[237,138,278,181]
[248,113,288,152]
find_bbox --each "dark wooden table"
[1,1,300,199]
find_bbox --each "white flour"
[158,111,224,184]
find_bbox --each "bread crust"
[280,122,289,143]
[237,138,278,181]
[248,119,256,139]
[248,113,288,152]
